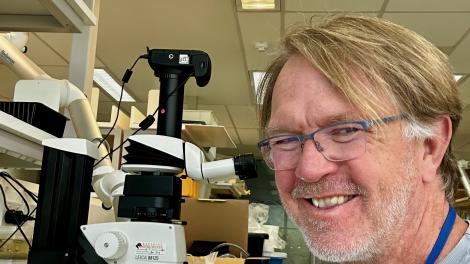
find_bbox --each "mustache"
[291,179,366,198]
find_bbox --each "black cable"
[98,82,125,149]
[12,216,31,248]
[94,72,194,167]
[0,171,38,203]
[0,185,31,248]
[98,56,145,148]
[0,184,10,211]
[0,172,37,249]
[0,174,32,248]
[0,175,30,216]
[0,207,36,250]
[93,129,139,167]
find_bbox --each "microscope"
[0,32,255,263]
[79,49,256,263]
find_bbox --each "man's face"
[267,55,420,262]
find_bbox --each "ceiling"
[1,0,470,161]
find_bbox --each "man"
[256,15,470,263]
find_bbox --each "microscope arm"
[125,135,255,183]
[0,32,123,209]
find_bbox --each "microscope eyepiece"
[233,154,257,180]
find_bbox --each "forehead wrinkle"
[266,111,364,137]
[264,126,298,138]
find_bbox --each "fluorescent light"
[93,69,135,102]
[240,0,276,10]
[454,74,464,82]
[252,71,266,104]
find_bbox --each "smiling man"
[256,15,470,263]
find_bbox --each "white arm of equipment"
[0,32,123,209]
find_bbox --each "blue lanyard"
[425,206,456,264]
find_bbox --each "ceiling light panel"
[252,71,265,104]
[238,0,278,10]
[93,69,135,102]
[455,74,464,82]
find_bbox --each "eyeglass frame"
[257,115,404,171]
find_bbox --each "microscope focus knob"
[94,231,128,260]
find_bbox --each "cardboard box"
[187,256,245,264]
[181,198,249,256]
[216,259,245,264]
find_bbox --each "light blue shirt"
[440,221,470,264]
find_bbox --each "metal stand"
[28,139,102,264]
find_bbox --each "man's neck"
[374,190,467,263]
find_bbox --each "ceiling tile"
[382,13,470,47]
[237,128,261,145]
[454,150,470,161]
[197,104,234,128]
[226,128,241,145]
[386,0,470,12]
[454,106,470,161]
[95,58,105,68]
[285,0,384,12]
[237,12,281,71]
[25,33,69,66]
[459,77,470,107]
[456,106,470,136]
[228,105,259,128]
[453,132,470,151]
[450,33,470,73]
[35,32,72,61]
[98,0,252,106]
[40,65,70,80]
[37,33,108,67]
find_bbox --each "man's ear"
[421,116,453,183]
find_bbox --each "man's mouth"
[310,195,356,209]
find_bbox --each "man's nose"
[295,140,338,182]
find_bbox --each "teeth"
[330,196,338,205]
[312,199,319,207]
[311,195,353,209]
[337,196,344,204]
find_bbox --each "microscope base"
[81,222,187,264]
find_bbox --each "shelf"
[0,111,56,169]
[0,0,96,33]
[182,124,236,149]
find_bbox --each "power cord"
[94,71,194,167]
[0,184,10,211]
[0,172,37,203]
[98,55,147,149]
[0,176,30,216]
[0,171,37,249]
[0,207,36,249]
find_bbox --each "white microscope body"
[1,33,255,263]
[81,135,255,264]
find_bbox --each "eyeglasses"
[257,115,402,171]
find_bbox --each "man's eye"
[270,137,298,150]
[329,126,363,142]
[331,127,360,135]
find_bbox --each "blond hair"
[258,15,462,201]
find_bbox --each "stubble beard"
[282,157,416,263]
